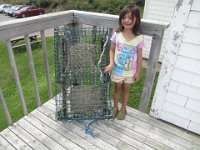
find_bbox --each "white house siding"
[143,0,178,61]
[150,0,200,135]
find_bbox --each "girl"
[104,4,144,120]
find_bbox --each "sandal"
[112,107,118,119]
[117,110,126,120]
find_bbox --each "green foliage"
[136,0,145,7]
[36,0,51,7]
[8,0,145,15]
[50,2,59,9]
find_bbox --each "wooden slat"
[10,32,38,41]
[126,113,200,150]
[17,118,66,150]
[51,99,200,150]
[1,99,199,150]
[73,121,139,150]
[118,109,199,150]
[40,30,53,99]
[0,135,16,150]
[0,88,12,126]
[73,10,169,37]
[24,114,84,150]
[82,121,155,150]
[24,34,41,106]
[0,11,74,40]
[124,116,187,150]
[6,40,27,115]
[0,10,169,41]
[8,124,49,150]
[126,105,200,147]
[32,108,102,150]
[102,120,170,150]
[47,100,200,150]
[41,105,120,150]
[127,116,199,150]
[12,40,41,49]
[113,99,200,146]
[0,128,32,150]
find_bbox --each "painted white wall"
[148,0,200,135]
[143,0,178,61]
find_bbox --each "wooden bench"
[11,33,41,49]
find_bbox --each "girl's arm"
[104,42,115,73]
[134,48,142,81]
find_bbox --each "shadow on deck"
[0,98,200,150]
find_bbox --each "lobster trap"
[54,26,112,121]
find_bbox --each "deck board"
[17,118,66,150]
[1,99,200,150]
[36,107,133,150]
[0,135,16,150]
[127,107,200,146]
[9,123,49,150]
[1,128,32,150]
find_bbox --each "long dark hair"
[117,4,141,36]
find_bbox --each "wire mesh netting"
[54,25,112,120]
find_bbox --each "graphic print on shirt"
[110,32,144,77]
[114,42,137,75]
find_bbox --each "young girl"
[104,4,144,120]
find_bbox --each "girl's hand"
[104,64,114,73]
[133,72,140,82]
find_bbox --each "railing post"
[40,30,53,99]
[0,87,12,126]
[6,40,28,115]
[139,30,165,113]
[92,26,97,44]
[24,34,41,106]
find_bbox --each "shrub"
[50,2,59,9]
[136,0,145,7]
[36,0,51,8]
[8,0,144,14]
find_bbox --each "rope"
[77,118,98,138]
[97,33,109,83]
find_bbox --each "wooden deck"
[0,99,200,150]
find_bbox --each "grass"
[0,37,55,131]
[0,36,159,132]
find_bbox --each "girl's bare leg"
[121,83,130,112]
[113,82,122,109]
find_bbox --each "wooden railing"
[0,10,169,127]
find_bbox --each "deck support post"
[139,29,165,113]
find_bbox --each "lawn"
[0,36,159,132]
[0,37,55,131]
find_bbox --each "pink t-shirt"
[111,32,144,77]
